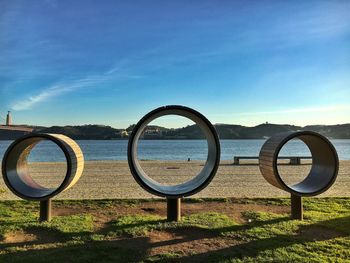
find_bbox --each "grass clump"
[144,252,182,262]
[0,201,94,241]
[43,214,94,234]
[106,212,238,238]
[108,214,164,237]
[182,212,237,229]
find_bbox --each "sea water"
[0,139,349,162]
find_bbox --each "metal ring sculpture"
[259,131,339,196]
[2,133,84,200]
[128,105,221,198]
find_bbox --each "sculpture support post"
[291,194,303,220]
[167,198,181,222]
[259,131,339,221]
[2,133,84,222]
[40,199,52,222]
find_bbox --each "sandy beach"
[0,160,349,200]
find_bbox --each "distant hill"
[302,124,350,139]
[36,125,123,140]
[29,123,350,140]
[215,124,302,139]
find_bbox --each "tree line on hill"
[33,123,350,140]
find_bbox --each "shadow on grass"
[175,215,350,262]
[0,238,148,263]
[97,217,167,236]
[0,225,94,250]
[0,215,349,263]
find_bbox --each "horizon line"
[3,121,350,130]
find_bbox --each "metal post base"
[291,194,303,220]
[167,198,181,222]
[40,199,52,222]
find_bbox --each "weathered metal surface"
[291,194,303,220]
[128,105,221,198]
[167,198,181,222]
[40,199,52,222]
[259,131,339,196]
[2,133,84,200]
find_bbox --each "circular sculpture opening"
[137,115,208,186]
[276,138,312,187]
[259,131,339,196]
[2,133,84,200]
[26,140,68,189]
[128,105,220,198]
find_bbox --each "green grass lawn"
[0,198,349,262]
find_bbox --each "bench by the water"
[233,156,312,165]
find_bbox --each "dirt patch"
[298,226,344,241]
[146,229,238,257]
[102,228,241,260]
[3,231,37,244]
[2,228,59,246]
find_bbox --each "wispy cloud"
[10,60,147,111]
[10,71,111,111]
[11,82,83,111]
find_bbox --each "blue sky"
[0,0,349,128]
